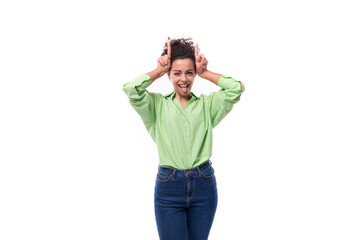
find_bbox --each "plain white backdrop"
[1,0,359,239]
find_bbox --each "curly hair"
[161,37,198,73]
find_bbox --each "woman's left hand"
[195,43,208,75]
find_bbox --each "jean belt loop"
[209,159,212,165]
[197,166,203,178]
[172,169,176,179]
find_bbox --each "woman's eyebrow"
[173,69,194,72]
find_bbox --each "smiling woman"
[122,37,245,240]
[162,38,197,104]
[170,58,195,102]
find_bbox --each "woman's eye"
[187,72,193,75]
[174,73,180,76]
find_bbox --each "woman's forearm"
[198,70,223,85]
[146,68,167,83]
[199,70,242,88]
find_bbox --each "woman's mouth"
[179,84,189,93]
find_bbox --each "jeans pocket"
[156,171,172,183]
[199,165,215,178]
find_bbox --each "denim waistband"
[158,159,212,176]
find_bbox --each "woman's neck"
[175,92,191,102]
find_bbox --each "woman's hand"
[156,41,171,75]
[195,43,208,75]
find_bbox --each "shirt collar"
[164,91,198,100]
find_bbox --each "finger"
[167,41,171,59]
[201,55,207,63]
[197,53,203,63]
[196,54,201,62]
[195,43,199,58]
[162,55,167,63]
[204,58,208,66]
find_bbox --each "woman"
[122,38,245,240]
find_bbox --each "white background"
[1,0,359,239]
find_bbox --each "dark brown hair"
[161,37,198,73]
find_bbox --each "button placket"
[184,119,191,155]
[187,116,192,155]
[174,100,192,159]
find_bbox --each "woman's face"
[168,58,196,99]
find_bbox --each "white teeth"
[179,84,188,87]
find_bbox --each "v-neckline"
[174,96,192,112]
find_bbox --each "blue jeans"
[154,160,218,240]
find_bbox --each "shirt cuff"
[122,73,153,98]
[217,75,244,93]
[132,73,152,91]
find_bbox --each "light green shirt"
[122,73,245,169]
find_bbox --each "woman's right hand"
[195,43,208,75]
[156,41,171,74]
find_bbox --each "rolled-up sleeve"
[122,74,160,138]
[207,75,245,128]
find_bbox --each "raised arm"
[122,41,172,136]
[194,43,245,128]
[145,41,172,85]
[195,43,242,87]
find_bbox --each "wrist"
[146,68,165,82]
[198,70,223,85]
[155,68,167,78]
[198,69,209,78]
